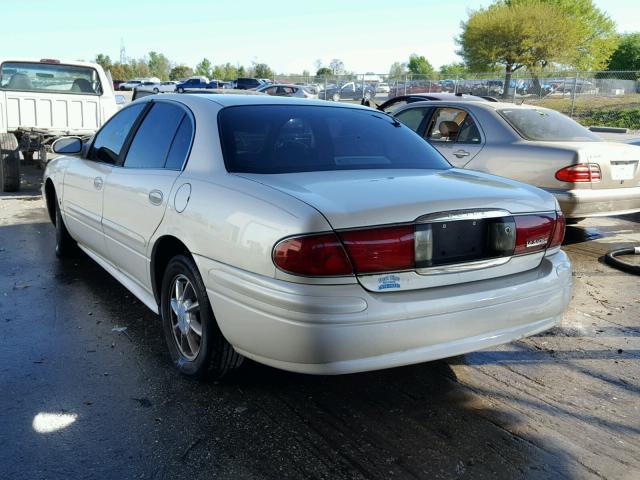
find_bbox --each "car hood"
[235,169,557,229]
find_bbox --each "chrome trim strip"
[416,256,511,275]
[416,209,511,223]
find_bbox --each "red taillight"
[548,211,566,249]
[514,214,555,255]
[273,233,353,276]
[339,226,415,274]
[555,163,601,183]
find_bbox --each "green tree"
[109,63,132,81]
[388,61,407,80]
[407,54,434,76]
[439,62,467,77]
[253,63,273,79]
[607,32,640,71]
[194,58,212,78]
[316,67,332,76]
[505,0,617,70]
[148,51,170,80]
[170,65,193,80]
[458,1,582,98]
[94,53,112,71]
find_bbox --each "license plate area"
[415,217,515,268]
[610,161,637,181]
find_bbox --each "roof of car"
[150,93,372,110]
[398,98,551,112]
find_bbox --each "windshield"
[0,62,102,95]
[498,108,599,142]
[219,105,451,174]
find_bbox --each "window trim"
[0,61,104,96]
[118,99,196,171]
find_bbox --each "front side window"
[498,108,599,142]
[124,102,186,169]
[395,108,430,132]
[89,103,145,164]
[219,105,451,174]
[0,62,103,95]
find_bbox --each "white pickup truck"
[0,58,122,191]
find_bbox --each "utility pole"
[120,38,126,64]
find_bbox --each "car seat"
[438,121,460,141]
[71,78,95,93]
[7,73,33,90]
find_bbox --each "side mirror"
[115,95,126,105]
[52,137,83,155]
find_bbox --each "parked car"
[0,57,123,191]
[389,80,443,97]
[626,139,640,147]
[376,82,390,93]
[136,81,178,93]
[391,99,640,219]
[323,82,376,101]
[134,81,160,92]
[119,80,143,91]
[207,79,226,89]
[235,77,264,90]
[113,80,126,91]
[378,93,495,114]
[255,83,317,98]
[176,78,209,92]
[44,94,571,379]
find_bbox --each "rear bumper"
[197,251,572,375]
[550,186,640,218]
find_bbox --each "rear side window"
[89,103,145,164]
[219,105,451,174]
[124,102,186,169]
[0,61,103,95]
[164,116,194,170]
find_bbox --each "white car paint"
[43,94,572,376]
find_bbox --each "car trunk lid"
[237,169,560,291]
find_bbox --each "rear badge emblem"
[526,237,548,248]
[378,274,401,290]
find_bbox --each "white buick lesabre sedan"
[43,94,572,379]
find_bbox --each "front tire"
[332,92,340,102]
[0,133,20,192]
[161,255,243,379]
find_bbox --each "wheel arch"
[44,178,57,225]
[150,235,194,305]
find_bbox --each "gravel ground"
[0,165,638,480]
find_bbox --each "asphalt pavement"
[1,166,639,479]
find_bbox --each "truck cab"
[0,58,121,191]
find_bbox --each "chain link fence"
[271,71,640,129]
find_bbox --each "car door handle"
[93,177,103,190]
[148,190,163,206]
[453,150,470,158]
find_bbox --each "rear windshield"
[498,108,599,142]
[219,105,451,173]
[0,62,103,95]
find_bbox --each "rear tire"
[161,255,243,380]
[54,192,77,258]
[332,92,340,102]
[0,133,20,192]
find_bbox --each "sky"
[0,0,638,74]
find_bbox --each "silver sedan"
[43,95,571,378]
[391,100,640,219]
